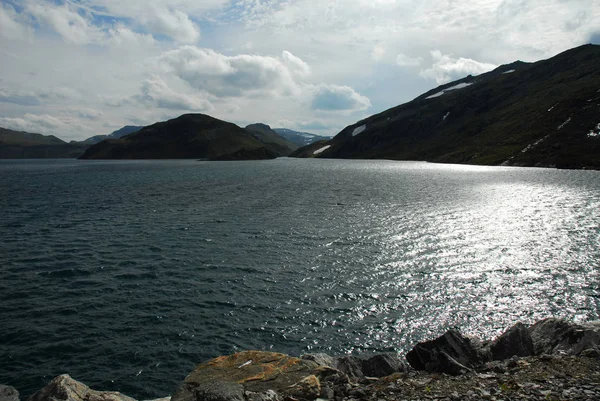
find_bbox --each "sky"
[0,0,599,141]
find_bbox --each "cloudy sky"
[1,0,599,141]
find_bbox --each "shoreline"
[3,318,599,401]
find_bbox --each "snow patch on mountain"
[352,124,366,136]
[426,82,473,99]
[521,135,549,153]
[557,117,571,130]
[313,145,331,155]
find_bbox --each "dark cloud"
[590,32,600,45]
[0,93,40,106]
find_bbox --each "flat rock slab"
[172,351,325,401]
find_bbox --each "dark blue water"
[1,159,599,399]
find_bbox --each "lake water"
[1,158,599,399]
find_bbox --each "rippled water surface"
[1,159,599,398]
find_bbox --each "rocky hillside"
[245,123,298,155]
[0,127,87,158]
[79,114,291,160]
[4,318,599,401]
[291,44,600,169]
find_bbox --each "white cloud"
[396,53,423,67]
[371,44,386,61]
[282,50,311,78]
[23,1,156,47]
[108,24,155,47]
[26,1,101,44]
[311,84,371,112]
[66,108,103,120]
[0,113,88,136]
[159,47,310,97]
[77,0,229,18]
[143,8,200,44]
[135,75,213,111]
[419,50,497,84]
[0,3,31,40]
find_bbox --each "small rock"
[283,376,321,401]
[0,385,19,401]
[29,375,135,401]
[361,354,407,378]
[302,354,337,369]
[245,390,280,401]
[335,357,364,380]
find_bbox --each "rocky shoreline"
[2,318,599,401]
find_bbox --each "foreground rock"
[6,318,600,401]
[364,354,600,401]
[405,329,486,375]
[302,353,407,380]
[529,318,600,357]
[488,322,534,360]
[171,350,353,401]
[29,375,135,401]
[0,385,19,401]
[404,318,600,375]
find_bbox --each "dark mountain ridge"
[244,123,298,155]
[0,127,87,158]
[78,125,143,145]
[79,114,294,160]
[291,44,600,169]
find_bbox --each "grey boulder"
[489,322,535,360]
[29,375,135,401]
[406,329,486,375]
[0,385,19,401]
[529,318,600,356]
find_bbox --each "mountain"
[0,127,87,158]
[272,128,331,147]
[79,125,143,145]
[290,44,600,169]
[79,114,291,160]
[244,123,298,155]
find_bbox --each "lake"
[1,158,598,398]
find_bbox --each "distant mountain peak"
[246,123,272,130]
[272,128,331,147]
